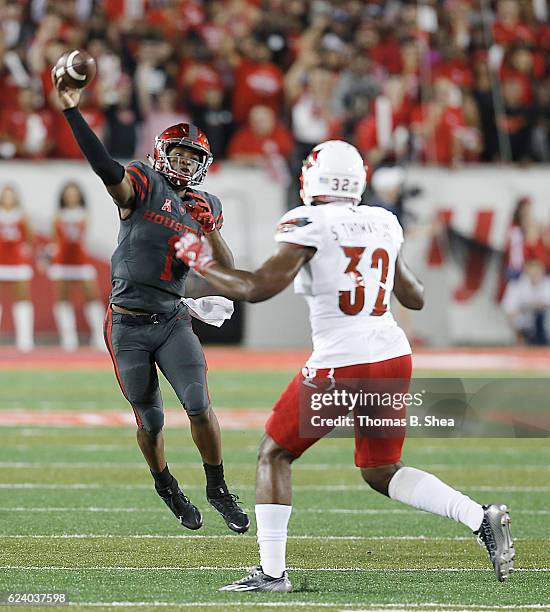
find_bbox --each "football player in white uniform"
[175,141,515,590]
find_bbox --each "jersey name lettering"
[331,221,392,241]
[143,209,183,233]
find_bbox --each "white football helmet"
[300,140,367,206]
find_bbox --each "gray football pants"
[103,303,210,434]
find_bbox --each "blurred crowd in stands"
[1,0,550,179]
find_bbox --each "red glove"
[175,232,215,273]
[186,191,216,234]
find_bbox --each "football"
[53,49,96,89]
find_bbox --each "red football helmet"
[152,123,213,187]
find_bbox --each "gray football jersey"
[109,161,223,313]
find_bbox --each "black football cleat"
[475,503,515,581]
[207,487,250,533]
[219,566,292,592]
[156,482,203,530]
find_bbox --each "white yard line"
[58,602,550,610]
[0,565,547,572]
[1,461,549,470]
[0,534,480,541]
[345,607,550,611]
[1,506,549,515]
[343,607,550,611]
[71,603,374,609]
[2,483,550,492]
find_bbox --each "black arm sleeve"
[62,108,125,186]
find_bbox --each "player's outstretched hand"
[50,67,82,110]
[175,233,215,273]
[186,191,216,234]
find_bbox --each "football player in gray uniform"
[51,68,249,535]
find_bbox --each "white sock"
[53,301,78,351]
[13,301,34,352]
[388,466,484,531]
[84,300,105,349]
[256,504,292,578]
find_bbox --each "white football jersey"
[275,202,411,368]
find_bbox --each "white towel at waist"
[182,296,234,327]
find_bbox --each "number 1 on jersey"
[338,246,390,316]
[160,234,180,281]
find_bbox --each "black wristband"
[63,107,125,186]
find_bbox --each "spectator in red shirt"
[1,87,54,159]
[231,37,284,124]
[492,0,536,47]
[178,43,224,112]
[432,43,474,90]
[499,42,545,107]
[145,0,205,43]
[411,78,466,165]
[228,104,293,165]
[355,76,410,168]
[52,92,105,159]
[356,25,402,75]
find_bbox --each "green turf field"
[1,368,549,611]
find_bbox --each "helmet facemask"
[153,139,212,188]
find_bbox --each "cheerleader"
[48,182,104,350]
[0,185,34,351]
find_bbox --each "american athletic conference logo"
[161,198,172,213]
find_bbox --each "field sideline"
[0,346,549,373]
[1,347,549,611]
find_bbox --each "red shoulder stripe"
[127,166,150,192]
[127,173,144,200]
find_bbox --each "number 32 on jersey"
[338,246,389,317]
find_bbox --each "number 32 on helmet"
[300,140,367,206]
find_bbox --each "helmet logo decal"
[304,149,319,169]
